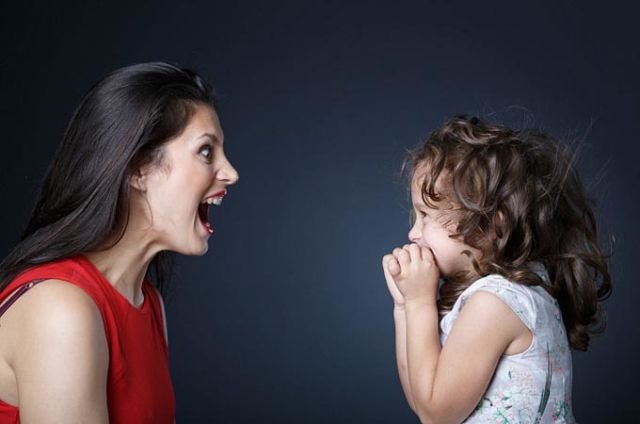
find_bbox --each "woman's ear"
[130,168,147,192]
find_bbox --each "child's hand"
[382,254,406,308]
[383,244,440,303]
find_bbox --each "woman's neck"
[84,229,161,307]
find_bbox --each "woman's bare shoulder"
[1,279,110,422]
[2,279,106,359]
[9,279,101,322]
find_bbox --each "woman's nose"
[217,157,239,185]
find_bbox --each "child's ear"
[130,168,147,192]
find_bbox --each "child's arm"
[382,257,416,411]
[384,244,530,424]
[393,306,416,411]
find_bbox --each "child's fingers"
[384,254,401,277]
[382,255,405,304]
[404,243,422,262]
[393,248,410,269]
[420,246,436,264]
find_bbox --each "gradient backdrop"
[1,1,638,422]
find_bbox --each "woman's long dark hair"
[407,115,612,351]
[0,62,216,296]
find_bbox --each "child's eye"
[199,145,213,161]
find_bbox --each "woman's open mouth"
[198,190,227,234]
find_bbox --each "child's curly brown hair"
[407,115,611,351]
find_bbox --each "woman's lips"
[208,190,227,203]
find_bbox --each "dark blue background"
[2,1,638,422]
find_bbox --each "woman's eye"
[199,145,212,160]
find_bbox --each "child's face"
[407,169,480,278]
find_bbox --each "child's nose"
[408,222,421,243]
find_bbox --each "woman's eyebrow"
[198,133,222,144]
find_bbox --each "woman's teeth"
[203,196,224,206]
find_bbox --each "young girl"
[382,116,611,423]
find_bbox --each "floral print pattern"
[440,270,576,423]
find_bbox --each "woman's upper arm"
[13,280,109,424]
[426,291,531,423]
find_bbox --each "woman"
[0,62,238,423]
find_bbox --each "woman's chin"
[190,240,209,256]
[170,238,210,257]
[198,243,209,255]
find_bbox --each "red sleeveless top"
[0,256,176,423]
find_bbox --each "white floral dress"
[440,270,576,423]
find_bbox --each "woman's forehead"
[184,105,222,138]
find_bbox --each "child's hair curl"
[408,115,611,351]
